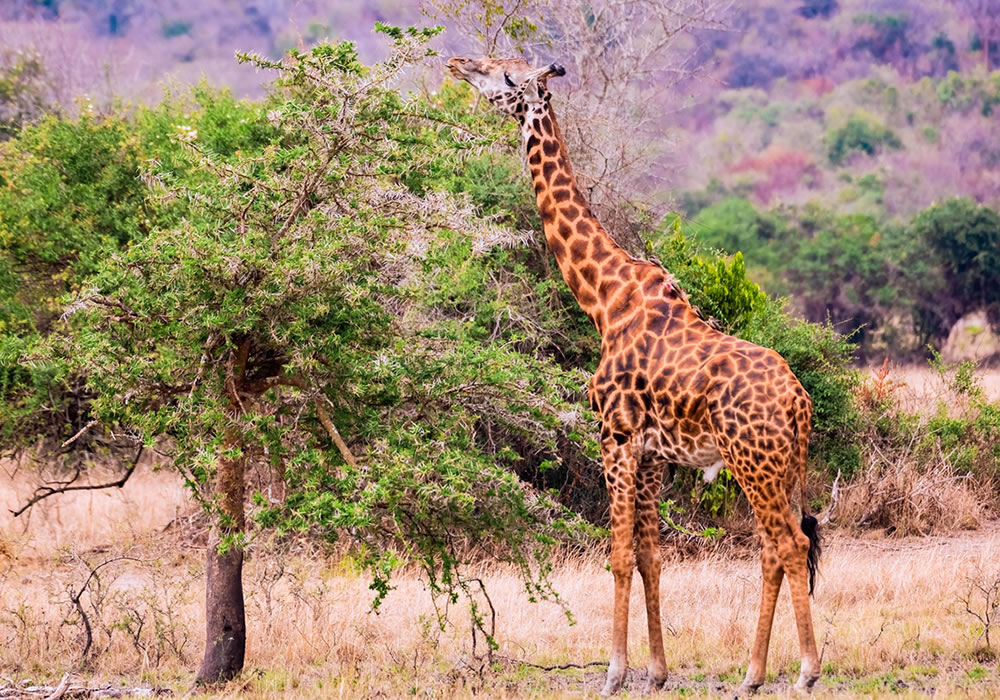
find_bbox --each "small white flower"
[174,124,198,142]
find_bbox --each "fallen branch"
[10,446,144,518]
[0,678,171,698]
[494,654,608,671]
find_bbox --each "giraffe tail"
[793,392,821,595]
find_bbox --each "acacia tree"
[20,26,590,683]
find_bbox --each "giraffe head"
[447,56,565,120]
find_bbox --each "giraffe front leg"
[600,435,638,696]
[635,465,668,691]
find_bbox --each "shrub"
[831,356,1000,535]
[908,198,1000,337]
[826,115,903,165]
[691,197,782,270]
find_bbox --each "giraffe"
[446,56,822,695]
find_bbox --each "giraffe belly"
[643,431,725,482]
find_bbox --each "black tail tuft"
[801,513,821,595]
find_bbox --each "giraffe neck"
[521,103,634,335]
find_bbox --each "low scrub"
[828,357,1000,535]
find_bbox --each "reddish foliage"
[855,357,901,407]
[728,146,819,203]
[800,76,835,96]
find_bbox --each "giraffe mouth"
[446,57,473,82]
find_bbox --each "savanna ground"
[3,368,1000,698]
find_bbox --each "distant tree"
[726,51,787,88]
[826,115,902,165]
[798,0,837,19]
[954,0,1000,69]
[852,13,919,76]
[908,198,1000,339]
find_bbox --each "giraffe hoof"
[792,675,818,694]
[734,681,761,698]
[600,675,625,696]
[644,673,667,693]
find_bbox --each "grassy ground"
[2,367,1000,698]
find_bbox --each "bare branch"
[10,446,144,518]
[60,420,98,449]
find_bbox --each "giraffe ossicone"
[447,55,822,696]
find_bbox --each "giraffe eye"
[504,72,516,88]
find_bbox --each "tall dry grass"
[889,366,1000,413]
[821,362,1000,537]
[1,455,191,559]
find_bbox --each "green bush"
[826,115,903,165]
[885,199,1000,349]
[691,197,783,275]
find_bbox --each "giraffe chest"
[642,425,725,482]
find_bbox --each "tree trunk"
[195,436,246,684]
[195,437,246,684]
[196,341,250,685]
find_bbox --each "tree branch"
[10,446,144,518]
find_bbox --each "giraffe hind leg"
[739,524,783,695]
[748,486,820,693]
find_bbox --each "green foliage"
[826,115,903,165]
[0,85,280,444]
[910,199,1000,330]
[935,71,1000,116]
[864,352,1000,489]
[674,189,1000,360]
[691,198,782,273]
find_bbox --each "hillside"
[3,1,997,213]
[676,0,1000,218]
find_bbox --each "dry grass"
[3,465,1000,698]
[1,456,191,558]
[820,363,1000,537]
[888,366,1000,414]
